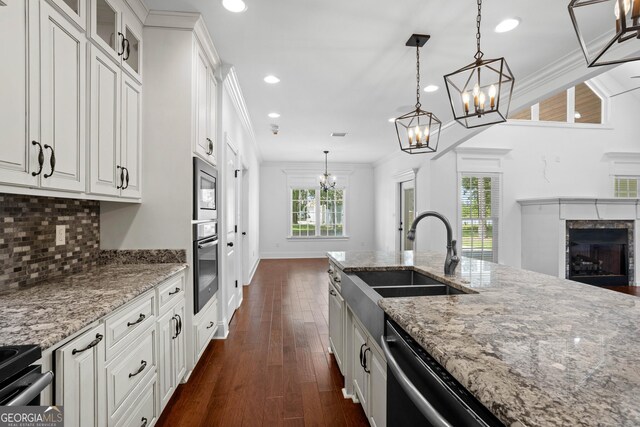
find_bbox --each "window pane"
[291,188,316,236]
[539,91,567,122]
[574,83,601,124]
[460,176,497,262]
[508,107,531,121]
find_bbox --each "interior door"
[225,140,239,317]
[399,181,415,251]
[39,1,86,192]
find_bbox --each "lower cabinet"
[352,320,369,409]
[158,298,186,409]
[368,345,387,427]
[55,324,107,427]
[328,281,345,373]
[193,296,218,363]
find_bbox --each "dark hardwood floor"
[603,285,640,297]
[157,258,368,427]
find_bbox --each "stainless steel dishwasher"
[382,320,505,427]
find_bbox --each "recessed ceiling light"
[495,18,520,33]
[264,75,280,84]
[423,85,439,93]
[268,112,280,118]
[331,132,347,137]
[222,0,247,13]
[574,112,582,119]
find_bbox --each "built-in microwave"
[193,157,217,221]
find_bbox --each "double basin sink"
[340,268,467,344]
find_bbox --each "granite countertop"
[327,250,640,427]
[0,263,187,350]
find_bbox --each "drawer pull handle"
[129,360,147,378]
[327,268,334,274]
[72,333,103,355]
[176,314,183,336]
[127,313,146,327]
[334,275,341,283]
[329,289,337,296]
[168,287,181,295]
[141,417,148,427]
[206,321,215,329]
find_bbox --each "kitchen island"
[327,250,640,427]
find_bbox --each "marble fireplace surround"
[519,197,640,286]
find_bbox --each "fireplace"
[566,220,634,286]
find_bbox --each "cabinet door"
[352,321,369,413]
[55,324,106,427]
[121,6,142,82]
[157,309,175,409]
[90,0,122,62]
[49,0,86,30]
[0,0,38,187]
[369,346,387,427]
[194,41,211,161]
[39,1,86,192]
[120,73,142,198]
[89,45,121,196]
[206,70,217,164]
[328,283,344,373]
[173,299,187,386]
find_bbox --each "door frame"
[393,169,418,252]
[223,134,241,320]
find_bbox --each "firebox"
[568,228,629,286]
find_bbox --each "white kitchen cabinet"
[328,281,345,374]
[352,320,369,410]
[50,0,87,30]
[55,324,107,427]
[90,0,142,83]
[38,0,86,193]
[193,40,216,165]
[368,345,387,427]
[119,73,142,198]
[194,296,218,363]
[157,297,186,410]
[0,0,37,187]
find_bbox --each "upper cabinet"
[0,0,144,201]
[90,0,142,83]
[193,40,217,166]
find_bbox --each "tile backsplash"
[0,194,99,291]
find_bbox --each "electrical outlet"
[56,225,66,246]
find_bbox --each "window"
[508,83,602,124]
[290,188,345,238]
[460,174,500,262]
[614,177,640,198]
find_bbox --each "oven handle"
[198,239,218,249]
[5,371,54,406]
[381,336,453,427]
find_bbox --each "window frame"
[507,82,608,128]
[613,176,640,198]
[457,172,502,264]
[287,185,349,240]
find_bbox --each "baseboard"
[342,387,357,403]
[246,258,260,285]
[260,251,328,259]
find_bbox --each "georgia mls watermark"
[0,406,63,427]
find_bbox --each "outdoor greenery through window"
[291,188,345,237]
[614,177,640,198]
[460,175,500,262]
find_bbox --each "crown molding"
[454,147,512,156]
[145,11,221,67]
[223,66,262,162]
[263,161,372,170]
[124,0,149,25]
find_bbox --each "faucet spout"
[406,211,460,276]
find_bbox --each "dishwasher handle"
[381,336,453,427]
[5,371,54,406]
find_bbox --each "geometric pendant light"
[444,0,515,129]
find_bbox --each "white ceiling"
[146,0,608,163]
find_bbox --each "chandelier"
[394,34,442,155]
[444,0,515,129]
[319,151,336,191]
[569,0,640,67]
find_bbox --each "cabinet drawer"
[328,261,342,292]
[115,376,157,427]
[104,291,155,360]
[107,325,156,419]
[195,298,217,360]
[157,273,185,314]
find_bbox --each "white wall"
[373,90,640,270]
[260,163,375,258]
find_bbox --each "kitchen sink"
[355,270,466,298]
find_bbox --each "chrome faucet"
[407,211,460,276]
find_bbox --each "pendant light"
[319,151,336,191]
[444,0,515,129]
[394,34,442,155]
[569,0,640,67]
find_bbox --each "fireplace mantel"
[517,197,640,221]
